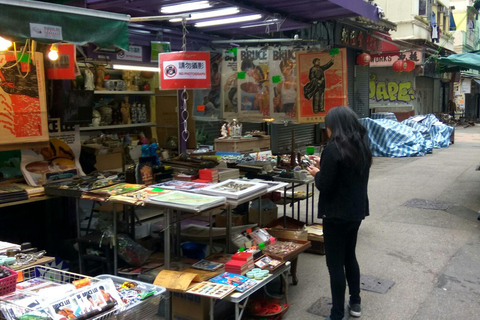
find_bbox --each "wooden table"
[214,136,270,153]
[10,255,55,271]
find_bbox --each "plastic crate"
[97,274,165,320]
[0,266,116,320]
[0,267,17,296]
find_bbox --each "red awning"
[371,31,400,57]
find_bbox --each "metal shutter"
[270,123,317,154]
[353,65,370,118]
[347,49,356,109]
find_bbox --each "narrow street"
[285,124,480,320]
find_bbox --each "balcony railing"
[462,30,478,49]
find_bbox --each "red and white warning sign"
[159,51,211,89]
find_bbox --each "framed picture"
[0,51,48,149]
[296,48,348,124]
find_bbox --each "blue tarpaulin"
[360,114,453,157]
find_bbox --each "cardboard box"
[249,207,278,226]
[82,144,123,171]
[172,292,209,320]
[266,227,308,241]
[215,214,247,227]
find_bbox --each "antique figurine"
[121,97,131,124]
[95,65,107,91]
[84,65,95,91]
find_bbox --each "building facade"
[451,0,479,118]
[370,0,455,117]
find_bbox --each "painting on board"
[296,48,348,124]
[0,51,48,147]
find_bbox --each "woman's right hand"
[308,155,320,169]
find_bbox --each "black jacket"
[314,142,370,221]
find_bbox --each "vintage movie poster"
[0,52,49,148]
[221,48,238,120]
[296,48,348,124]
[193,51,222,120]
[237,47,270,119]
[21,128,84,186]
[270,46,307,121]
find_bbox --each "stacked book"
[225,252,254,275]
[232,252,254,270]
[0,184,29,204]
[224,259,249,275]
[217,168,240,182]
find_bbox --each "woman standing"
[306,106,372,320]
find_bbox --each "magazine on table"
[49,296,84,319]
[186,281,236,299]
[0,291,48,320]
[198,179,268,200]
[151,181,211,192]
[210,272,249,287]
[145,191,226,212]
[81,183,145,201]
[191,259,224,271]
[235,279,257,292]
[108,187,171,205]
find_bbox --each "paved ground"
[283,124,480,320]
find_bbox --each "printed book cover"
[210,272,249,287]
[146,191,226,211]
[186,281,235,299]
[191,259,224,271]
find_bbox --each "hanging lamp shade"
[405,60,415,72]
[356,53,371,66]
[392,60,408,72]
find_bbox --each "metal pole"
[226,205,232,252]
[306,184,309,225]
[75,198,83,274]
[283,186,287,228]
[113,204,118,276]
[164,209,171,320]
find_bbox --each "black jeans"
[323,219,362,320]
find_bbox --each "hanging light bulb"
[0,36,12,51]
[48,43,59,61]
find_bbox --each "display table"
[214,136,270,153]
[10,255,55,271]
[273,176,316,226]
[208,262,291,320]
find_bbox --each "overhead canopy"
[0,0,130,50]
[437,51,480,72]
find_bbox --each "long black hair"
[325,106,372,171]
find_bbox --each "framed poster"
[237,47,270,119]
[221,48,238,120]
[192,51,222,120]
[296,48,348,123]
[0,51,49,149]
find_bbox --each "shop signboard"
[335,23,367,51]
[150,42,171,62]
[117,45,143,62]
[371,50,423,67]
[159,52,211,89]
[46,43,76,79]
[296,48,348,124]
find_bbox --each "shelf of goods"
[94,91,155,95]
[79,122,156,131]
